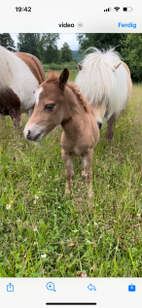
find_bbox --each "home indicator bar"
[46,303,97,306]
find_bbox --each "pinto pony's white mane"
[75,47,130,120]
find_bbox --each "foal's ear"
[59,68,69,87]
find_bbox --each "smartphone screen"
[0,0,141,307]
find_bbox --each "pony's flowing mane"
[75,47,129,120]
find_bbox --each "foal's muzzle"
[24,123,46,142]
[26,129,41,141]
[26,130,32,140]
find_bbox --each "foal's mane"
[47,72,91,114]
[67,82,91,113]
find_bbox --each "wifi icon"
[114,6,120,12]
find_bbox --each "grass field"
[0,70,142,277]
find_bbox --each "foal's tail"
[75,48,131,120]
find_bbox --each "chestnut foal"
[24,68,99,198]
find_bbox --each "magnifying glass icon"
[46,282,56,292]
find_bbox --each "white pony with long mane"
[75,47,132,145]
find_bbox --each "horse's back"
[15,52,45,85]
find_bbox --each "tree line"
[77,33,142,82]
[0,33,142,81]
[0,33,73,64]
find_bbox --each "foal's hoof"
[88,193,93,199]
[65,188,71,195]
[88,190,93,199]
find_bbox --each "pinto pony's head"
[24,68,69,142]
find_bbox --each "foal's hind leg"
[81,148,93,198]
[61,149,75,195]
[106,114,116,147]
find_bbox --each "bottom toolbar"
[0,278,141,308]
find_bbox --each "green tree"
[38,34,59,64]
[76,33,127,54]
[0,33,15,48]
[17,33,40,57]
[59,42,73,63]
[121,34,142,82]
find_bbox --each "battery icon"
[123,7,133,12]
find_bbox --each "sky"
[10,33,79,51]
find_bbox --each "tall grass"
[0,73,142,277]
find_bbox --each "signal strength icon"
[114,6,120,12]
[104,7,111,12]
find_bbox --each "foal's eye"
[44,103,55,111]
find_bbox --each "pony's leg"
[10,110,22,127]
[81,148,93,198]
[61,149,75,195]
[106,114,116,147]
[0,114,6,124]
[5,89,22,127]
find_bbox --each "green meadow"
[0,70,142,277]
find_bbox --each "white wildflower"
[6,204,11,210]
[16,218,21,222]
[41,254,47,259]
[34,195,39,199]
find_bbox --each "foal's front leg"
[61,149,75,195]
[81,148,93,198]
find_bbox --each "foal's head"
[24,68,69,142]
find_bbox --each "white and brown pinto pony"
[24,68,99,198]
[0,46,45,126]
[75,48,132,145]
